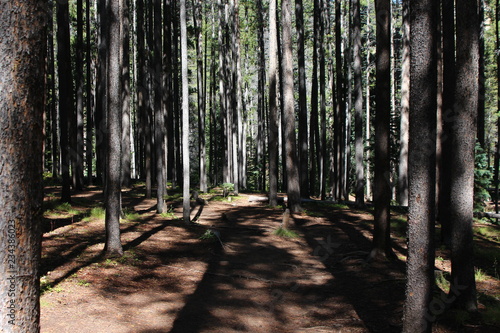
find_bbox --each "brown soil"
[40,186,500,333]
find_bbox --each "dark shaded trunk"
[122,0,132,187]
[352,0,364,207]
[75,0,85,190]
[0,1,46,330]
[370,0,395,261]
[296,0,309,198]
[268,0,279,207]
[403,0,437,330]
[181,0,191,223]
[449,0,478,312]
[57,0,74,202]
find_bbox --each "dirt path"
[39,189,499,332]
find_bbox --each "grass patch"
[475,267,489,282]
[273,227,299,238]
[475,225,500,243]
[122,208,140,222]
[163,193,182,201]
[199,229,218,241]
[40,277,64,295]
[160,205,178,219]
[44,201,81,217]
[435,271,450,293]
[82,207,105,222]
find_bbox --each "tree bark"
[370,0,395,261]
[181,0,191,223]
[398,0,410,207]
[449,0,479,312]
[352,0,364,207]
[282,0,302,213]
[0,1,46,330]
[268,0,279,207]
[104,0,124,258]
[403,0,437,330]
[57,0,74,203]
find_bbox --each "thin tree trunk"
[76,0,85,190]
[181,0,191,223]
[121,0,132,187]
[310,0,320,197]
[403,0,437,330]
[57,0,74,203]
[398,0,410,206]
[296,0,309,198]
[154,0,165,213]
[0,1,46,329]
[282,0,302,213]
[86,0,94,185]
[352,0,364,207]
[268,0,279,206]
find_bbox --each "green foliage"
[474,143,493,212]
[88,207,105,220]
[221,183,235,197]
[160,205,178,219]
[273,227,299,238]
[199,229,218,241]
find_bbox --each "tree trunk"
[75,0,85,190]
[121,0,132,188]
[310,0,320,197]
[398,0,410,207]
[104,0,124,258]
[449,0,478,312]
[0,1,46,330]
[57,0,74,203]
[282,0,301,213]
[268,0,279,207]
[352,0,364,207]
[370,0,395,261]
[181,0,191,223]
[86,0,94,185]
[154,0,165,213]
[402,0,437,330]
[439,0,455,247]
[296,0,309,198]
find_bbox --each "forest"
[1,0,500,332]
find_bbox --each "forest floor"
[39,184,500,333]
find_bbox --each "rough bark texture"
[121,0,131,187]
[353,0,364,207]
[295,0,309,198]
[57,0,74,202]
[450,0,478,312]
[181,0,191,223]
[402,0,437,331]
[439,0,455,247]
[268,0,279,207]
[370,0,394,261]
[0,0,46,331]
[154,0,165,213]
[282,0,302,213]
[104,0,124,258]
[398,0,410,207]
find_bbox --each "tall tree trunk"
[181,0,191,223]
[477,0,485,147]
[0,1,46,330]
[154,0,165,213]
[268,0,279,207]
[296,0,309,198]
[370,0,395,261]
[57,0,74,203]
[403,0,437,330]
[86,0,94,185]
[319,0,327,200]
[282,0,302,213]
[121,0,132,187]
[352,0,364,207]
[495,0,500,215]
[449,0,478,312]
[439,0,455,247]
[398,0,410,206]
[104,0,124,258]
[193,0,207,193]
[75,0,85,190]
[310,0,320,197]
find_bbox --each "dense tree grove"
[3,0,500,330]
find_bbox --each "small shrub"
[273,227,299,238]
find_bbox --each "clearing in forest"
[40,185,500,333]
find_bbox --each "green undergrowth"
[273,226,299,238]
